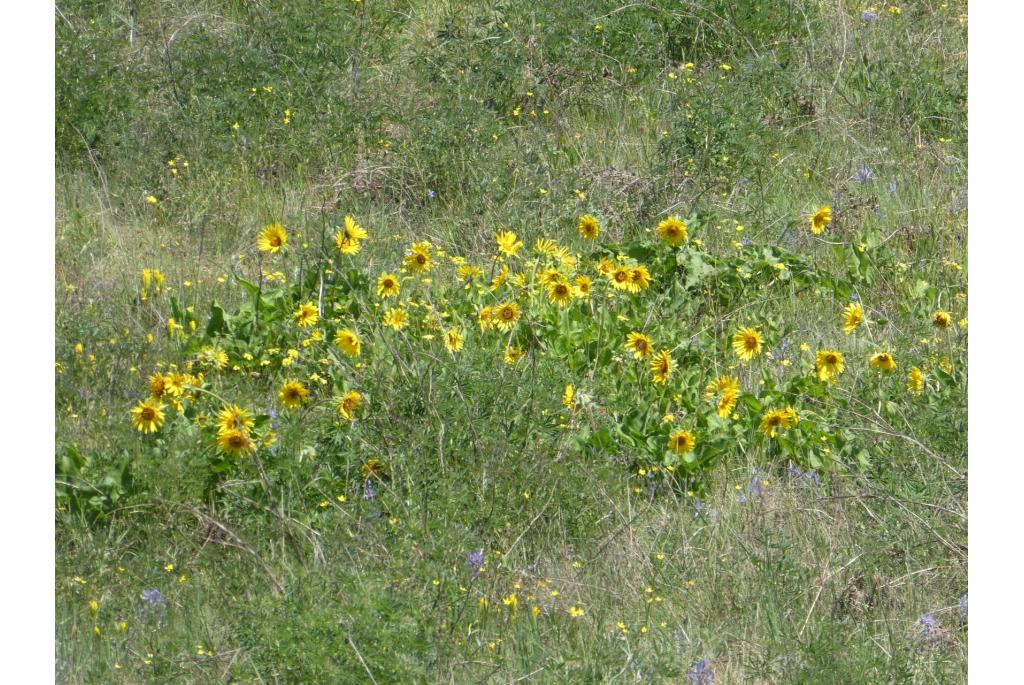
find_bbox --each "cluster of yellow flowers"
[130,209,961,472]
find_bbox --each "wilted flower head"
[686,658,714,684]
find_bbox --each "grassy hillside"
[56,1,967,682]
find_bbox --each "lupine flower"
[467,550,485,576]
[737,469,764,503]
[686,658,714,684]
[787,463,822,486]
[141,588,166,607]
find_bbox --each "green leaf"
[740,394,763,413]
[206,302,226,338]
[235,276,260,299]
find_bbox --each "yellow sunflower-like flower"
[404,242,432,273]
[338,390,363,421]
[148,373,167,399]
[667,429,696,454]
[163,372,188,397]
[496,231,523,257]
[361,458,389,480]
[257,223,287,253]
[597,257,615,277]
[842,302,864,334]
[547,281,574,307]
[383,307,408,330]
[554,246,576,270]
[542,269,566,286]
[217,429,255,457]
[705,375,740,418]
[626,332,653,359]
[490,264,510,291]
[130,398,165,434]
[504,345,524,365]
[656,216,688,246]
[294,302,319,328]
[650,349,674,385]
[533,238,559,257]
[609,265,632,291]
[455,265,482,281]
[932,310,952,329]
[341,215,368,241]
[574,275,592,297]
[578,215,600,240]
[444,329,464,353]
[336,231,362,255]
[217,404,254,435]
[198,345,228,371]
[869,352,896,371]
[335,329,362,357]
[493,302,521,331]
[809,205,831,234]
[562,384,575,409]
[477,305,495,332]
[279,381,309,409]
[907,366,925,394]
[732,327,763,362]
[815,349,845,383]
[376,273,401,298]
[759,406,798,437]
[628,265,652,293]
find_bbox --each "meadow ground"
[55,1,967,682]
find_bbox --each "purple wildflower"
[787,462,822,486]
[738,469,764,503]
[740,237,752,246]
[854,164,874,182]
[141,588,166,607]
[959,594,967,620]
[862,11,879,21]
[427,189,436,199]
[888,181,898,194]
[363,480,378,501]
[467,550,485,575]
[850,292,860,301]
[687,658,714,684]
[917,613,939,638]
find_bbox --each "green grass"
[56,1,967,682]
